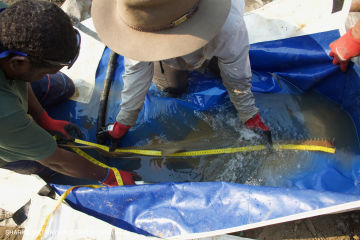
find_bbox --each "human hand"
[97,122,131,151]
[100,168,141,186]
[329,28,360,72]
[245,113,272,145]
[107,122,131,139]
[36,110,82,143]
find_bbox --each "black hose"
[96,50,118,144]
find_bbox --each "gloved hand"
[107,122,131,139]
[97,122,131,151]
[245,113,272,144]
[100,168,141,186]
[36,110,83,143]
[329,28,360,72]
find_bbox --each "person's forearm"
[117,59,154,126]
[27,84,44,119]
[39,147,107,181]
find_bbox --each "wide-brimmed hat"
[91,0,231,62]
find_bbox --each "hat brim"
[91,0,231,62]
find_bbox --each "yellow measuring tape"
[70,146,124,186]
[36,185,104,240]
[36,144,126,240]
[275,144,335,153]
[36,184,164,240]
[73,138,336,156]
[36,145,125,240]
[37,137,335,239]
[74,138,163,156]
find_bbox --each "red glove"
[36,110,82,142]
[101,168,140,186]
[245,113,270,131]
[108,121,131,139]
[329,28,360,72]
[245,113,272,144]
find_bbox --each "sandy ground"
[0,0,360,240]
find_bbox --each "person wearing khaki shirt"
[92,0,272,145]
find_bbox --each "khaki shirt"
[117,0,258,126]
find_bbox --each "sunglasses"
[0,28,81,69]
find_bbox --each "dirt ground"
[2,0,64,6]
[240,211,360,240]
[0,0,359,240]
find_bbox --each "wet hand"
[245,113,272,145]
[329,28,360,72]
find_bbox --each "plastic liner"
[53,182,360,238]
[49,29,360,238]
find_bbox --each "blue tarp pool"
[48,29,360,238]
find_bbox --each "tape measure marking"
[70,138,336,156]
[70,146,124,185]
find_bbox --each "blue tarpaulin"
[49,29,360,238]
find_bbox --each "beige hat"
[91,0,231,62]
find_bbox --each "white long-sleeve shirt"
[117,0,258,126]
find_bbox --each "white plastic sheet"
[61,18,105,104]
[21,195,161,240]
[0,169,44,213]
[245,0,352,44]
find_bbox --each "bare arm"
[38,147,107,181]
[28,83,107,181]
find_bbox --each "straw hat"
[91,0,231,61]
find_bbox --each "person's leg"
[204,57,221,77]
[152,57,221,96]
[152,61,189,95]
[2,160,56,182]
[30,72,75,108]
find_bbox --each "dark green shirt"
[0,69,57,167]
[0,1,7,8]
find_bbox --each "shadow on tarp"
[49,30,360,238]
